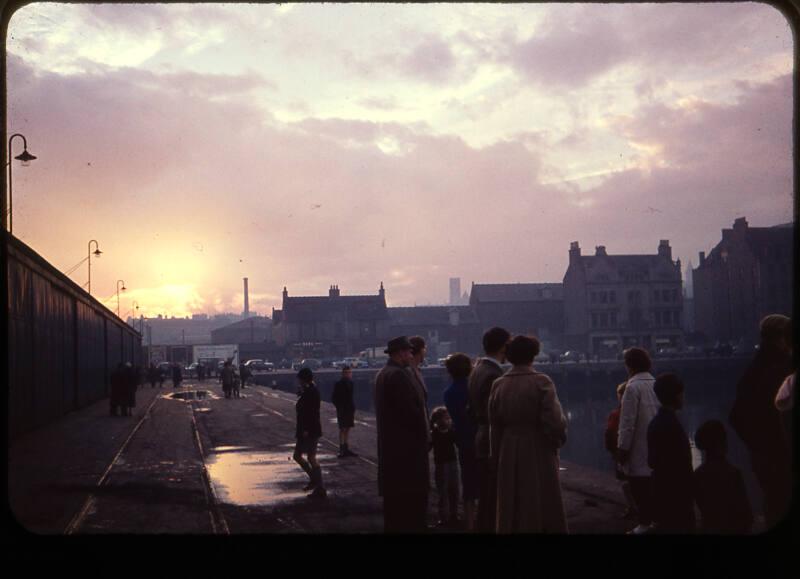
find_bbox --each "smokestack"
[243,277,250,318]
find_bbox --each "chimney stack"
[243,277,250,318]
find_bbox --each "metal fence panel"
[76,301,106,407]
[7,261,33,438]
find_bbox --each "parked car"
[184,362,199,377]
[297,358,322,371]
[559,350,583,363]
[244,359,274,373]
[655,347,680,359]
[333,357,369,369]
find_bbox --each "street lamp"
[6,133,38,235]
[116,279,127,317]
[87,239,102,295]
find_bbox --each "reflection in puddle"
[212,446,252,453]
[206,451,310,506]
[166,390,220,401]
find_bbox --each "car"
[559,350,583,363]
[184,362,199,377]
[655,347,679,359]
[333,357,369,369]
[244,359,273,373]
[297,358,322,371]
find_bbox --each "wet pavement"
[9,379,636,534]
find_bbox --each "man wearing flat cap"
[374,336,430,532]
[729,314,793,529]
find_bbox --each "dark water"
[255,357,774,518]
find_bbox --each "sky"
[5,2,795,318]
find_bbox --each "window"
[600,291,608,304]
[591,292,597,304]
[600,313,608,327]
[592,313,598,328]
[610,291,616,304]
[610,311,618,327]
[654,290,660,302]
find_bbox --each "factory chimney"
[243,277,250,318]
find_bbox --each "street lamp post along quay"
[87,240,102,295]
[116,279,127,317]
[6,133,38,235]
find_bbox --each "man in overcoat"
[374,336,430,532]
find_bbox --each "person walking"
[220,360,236,399]
[604,381,638,520]
[467,326,510,533]
[443,352,478,531]
[647,373,695,534]
[171,362,182,389]
[122,362,138,417]
[616,347,659,534]
[147,363,158,389]
[488,335,568,533]
[109,362,126,417]
[197,362,205,382]
[374,336,430,533]
[332,366,358,458]
[157,364,166,388]
[729,314,793,529]
[294,368,327,499]
[239,362,250,389]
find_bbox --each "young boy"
[332,366,358,458]
[693,420,753,534]
[430,406,460,528]
[647,373,695,534]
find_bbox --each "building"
[469,282,565,352]
[388,305,482,358]
[141,313,243,346]
[271,284,391,359]
[692,217,793,346]
[563,240,684,357]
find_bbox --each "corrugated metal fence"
[6,235,143,439]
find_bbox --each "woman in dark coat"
[332,366,358,458]
[294,368,326,499]
[109,363,126,416]
[171,363,182,389]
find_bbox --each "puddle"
[205,450,313,506]
[165,390,219,401]
[212,446,252,453]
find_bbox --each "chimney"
[569,241,582,265]
[733,217,749,235]
[658,240,671,259]
[243,277,250,318]
[379,282,385,299]
[699,251,706,266]
[595,245,607,256]
[329,285,340,298]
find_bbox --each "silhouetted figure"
[693,420,753,534]
[374,336,429,533]
[775,371,794,459]
[489,335,568,534]
[239,362,250,389]
[467,326,511,533]
[408,336,431,436]
[220,360,236,399]
[294,368,326,499]
[109,363,126,416]
[647,373,695,534]
[430,406,460,528]
[158,365,166,388]
[729,314,793,529]
[617,347,659,534]
[171,363,182,389]
[147,364,158,389]
[443,352,478,531]
[332,366,358,458]
[122,363,139,416]
[604,381,638,520]
[197,363,205,382]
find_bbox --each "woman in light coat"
[489,335,568,533]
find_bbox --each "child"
[295,368,326,499]
[604,381,638,520]
[647,373,695,534]
[430,406,460,528]
[693,420,753,534]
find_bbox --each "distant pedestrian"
[430,406,460,528]
[489,335,568,534]
[109,362,126,417]
[374,336,429,533]
[220,360,236,399]
[171,363,182,389]
[332,366,358,458]
[239,362,250,389]
[647,373,695,534]
[467,326,510,533]
[147,363,158,389]
[616,347,659,534]
[693,420,753,534]
[197,363,205,382]
[294,368,327,499]
[443,352,478,531]
[158,365,165,388]
[729,314,793,529]
[604,381,638,520]
[121,362,139,416]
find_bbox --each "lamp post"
[6,133,38,234]
[87,239,102,295]
[116,279,127,317]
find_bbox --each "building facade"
[387,305,483,358]
[271,284,391,359]
[692,217,793,346]
[563,240,684,357]
[469,283,565,353]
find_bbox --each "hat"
[385,336,414,354]
[297,367,314,382]
[760,314,791,341]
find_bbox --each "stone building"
[271,284,391,359]
[387,305,482,358]
[692,217,793,346]
[563,240,684,357]
[468,283,565,352]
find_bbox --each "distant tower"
[449,278,461,305]
[243,277,250,318]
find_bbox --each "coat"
[374,359,430,496]
[488,366,568,533]
[467,357,505,459]
[331,378,356,416]
[296,383,322,439]
[617,372,658,477]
